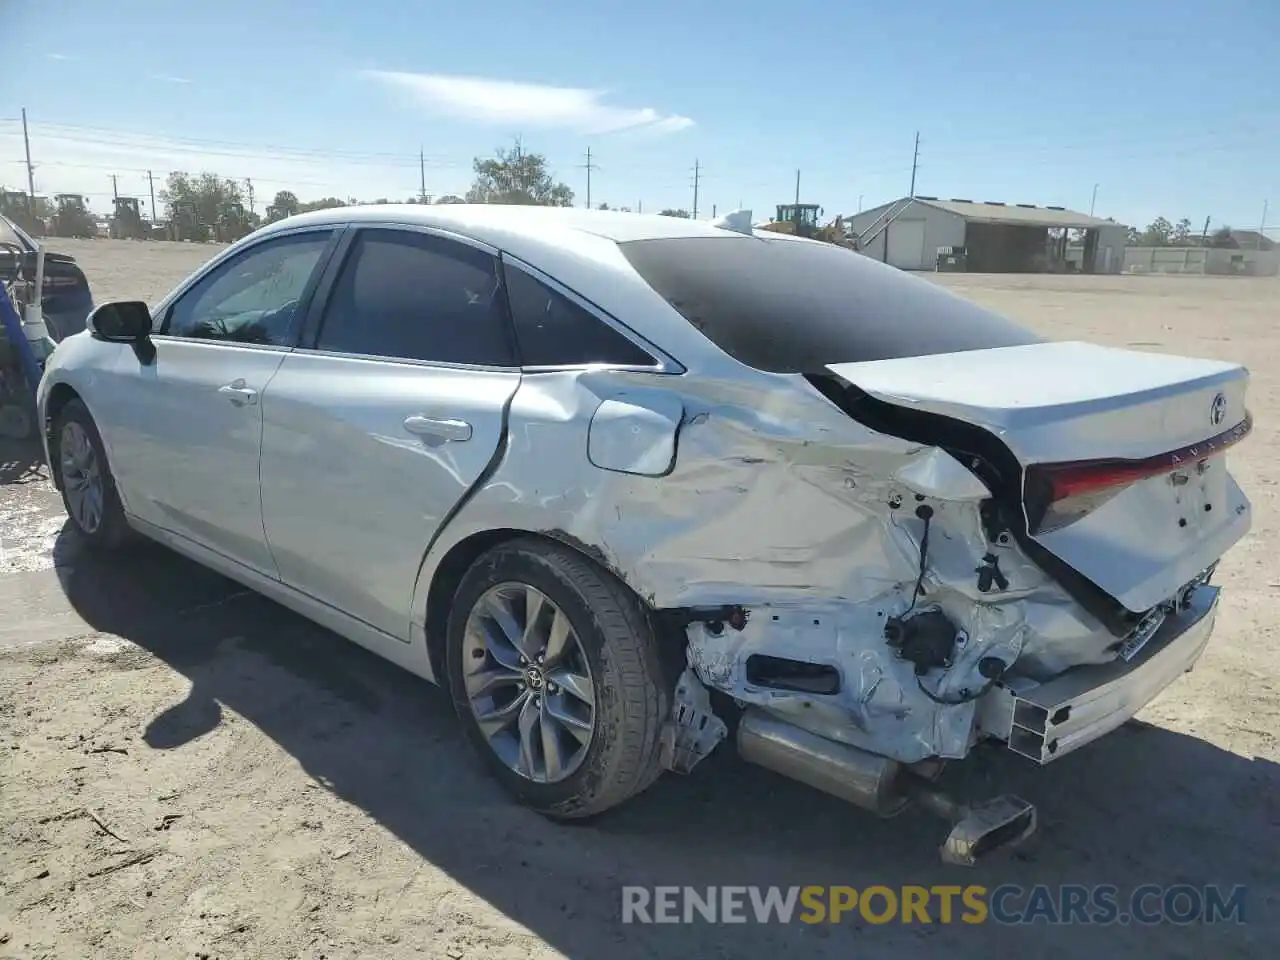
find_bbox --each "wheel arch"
[422,526,652,681]
[43,381,84,489]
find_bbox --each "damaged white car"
[37,205,1251,864]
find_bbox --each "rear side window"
[504,264,655,367]
[618,236,1042,374]
[315,229,514,366]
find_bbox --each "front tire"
[445,538,671,819]
[52,399,131,550]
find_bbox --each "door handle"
[218,380,258,406]
[403,415,472,442]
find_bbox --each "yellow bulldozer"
[760,203,852,246]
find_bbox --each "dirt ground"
[1,239,1277,959]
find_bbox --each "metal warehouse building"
[846,196,1129,274]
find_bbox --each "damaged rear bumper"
[978,584,1219,764]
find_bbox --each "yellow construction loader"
[760,203,851,245]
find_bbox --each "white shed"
[845,197,1127,274]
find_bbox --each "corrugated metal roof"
[912,198,1116,229]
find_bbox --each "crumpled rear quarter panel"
[415,368,1121,764]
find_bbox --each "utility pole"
[1090,183,1098,216]
[909,131,920,198]
[858,194,864,213]
[712,204,717,217]
[111,174,119,201]
[794,169,801,205]
[583,147,598,209]
[245,178,255,217]
[419,147,427,202]
[1260,200,1269,250]
[21,107,36,217]
[692,159,700,220]
[147,170,157,222]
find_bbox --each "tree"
[597,202,611,210]
[1139,217,1174,246]
[161,172,244,228]
[1125,225,1142,245]
[1172,218,1192,246]
[659,208,690,218]
[1210,226,1238,249]
[466,140,574,206]
[266,190,299,224]
[297,197,348,214]
[434,194,465,204]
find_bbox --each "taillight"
[1024,413,1252,534]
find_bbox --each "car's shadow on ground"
[53,530,1278,958]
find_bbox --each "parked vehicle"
[1,213,94,438]
[36,205,1252,863]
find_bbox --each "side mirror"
[88,301,156,364]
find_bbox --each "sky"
[1,0,1277,234]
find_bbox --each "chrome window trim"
[500,253,685,375]
[279,348,520,374]
[144,338,295,354]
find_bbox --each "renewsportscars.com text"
[621,884,1247,926]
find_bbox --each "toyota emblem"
[1210,392,1227,427]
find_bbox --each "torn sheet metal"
[413,367,1130,762]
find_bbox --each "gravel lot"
[1,239,1277,959]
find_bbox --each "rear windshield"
[618,236,1042,373]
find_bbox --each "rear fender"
[413,370,1113,763]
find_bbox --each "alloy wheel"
[59,420,104,535]
[462,583,597,783]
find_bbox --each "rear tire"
[51,399,132,550]
[445,538,671,819]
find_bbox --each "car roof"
[245,204,816,375]
[262,203,740,246]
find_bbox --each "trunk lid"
[824,341,1252,613]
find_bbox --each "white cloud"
[150,74,192,84]
[46,53,74,61]
[364,71,694,137]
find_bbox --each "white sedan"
[36,205,1252,864]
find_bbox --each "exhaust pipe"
[737,707,907,815]
[737,709,1036,865]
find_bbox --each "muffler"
[737,708,1036,865]
[737,707,907,816]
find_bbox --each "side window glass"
[314,230,514,366]
[504,265,656,367]
[164,232,332,345]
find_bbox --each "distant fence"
[1123,246,1279,277]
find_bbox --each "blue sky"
[2,0,1277,234]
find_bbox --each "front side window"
[504,264,655,368]
[163,231,333,345]
[314,229,514,366]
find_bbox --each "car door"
[258,225,521,639]
[101,228,339,577]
